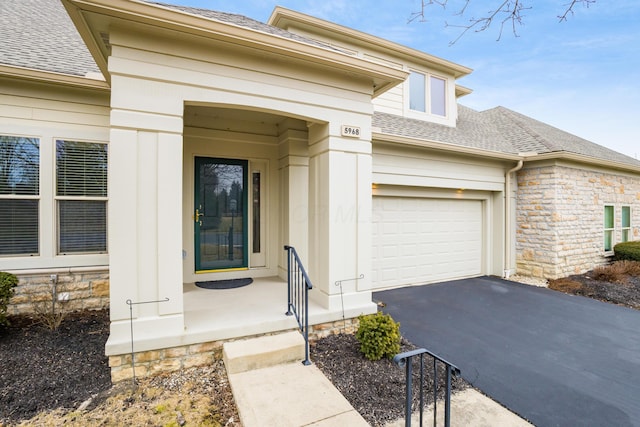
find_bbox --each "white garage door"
[372,197,483,290]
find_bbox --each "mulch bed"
[548,272,640,310]
[311,334,468,426]
[0,310,111,424]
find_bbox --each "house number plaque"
[341,125,361,138]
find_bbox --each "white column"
[107,112,184,354]
[307,121,376,313]
[278,128,310,276]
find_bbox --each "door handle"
[195,208,204,223]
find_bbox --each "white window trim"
[604,204,615,253]
[404,69,452,126]
[621,205,631,243]
[0,133,109,271]
[54,139,108,255]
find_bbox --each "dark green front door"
[194,157,248,272]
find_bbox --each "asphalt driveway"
[374,276,640,427]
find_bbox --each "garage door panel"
[372,196,483,290]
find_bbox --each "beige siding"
[373,84,403,115]
[0,77,110,272]
[373,141,506,191]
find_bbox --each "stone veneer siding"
[7,270,109,316]
[516,164,640,279]
[109,318,359,383]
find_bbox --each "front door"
[194,157,248,272]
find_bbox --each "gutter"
[503,160,523,279]
[522,151,640,174]
[0,64,110,91]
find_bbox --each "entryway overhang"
[65,0,387,359]
[61,0,408,96]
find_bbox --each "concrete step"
[222,330,305,374]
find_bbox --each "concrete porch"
[183,276,369,346]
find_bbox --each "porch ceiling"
[184,106,307,137]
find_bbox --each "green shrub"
[0,271,18,327]
[355,312,400,361]
[614,241,640,261]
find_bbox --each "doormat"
[195,278,253,290]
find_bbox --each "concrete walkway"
[223,331,368,426]
[229,362,369,426]
[223,330,531,426]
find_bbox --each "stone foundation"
[7,269,109,316]
[109,341,224,383]
[309,317,359,341]
[109,318,361,382]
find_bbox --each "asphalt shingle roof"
[374,106,640,167]
[373,106,518,154]
[0,0,337,78]
[481,106,639,165]
[2,1,636,169]
[148,2,339,51]
[0,0,99,77]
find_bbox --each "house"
[2,0,639,380]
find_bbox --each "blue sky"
[169,0,639,160]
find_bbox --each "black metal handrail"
[393,348,460,427]
[284,245,312,365]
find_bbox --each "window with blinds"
[56,140,107,254]
[0,136,39,256]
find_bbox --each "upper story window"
[409,71,447,117]
[0,136,40,256]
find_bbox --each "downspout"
[504,160,523,279]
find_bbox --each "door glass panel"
[252,172,260,254]
[195,158,247,271]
